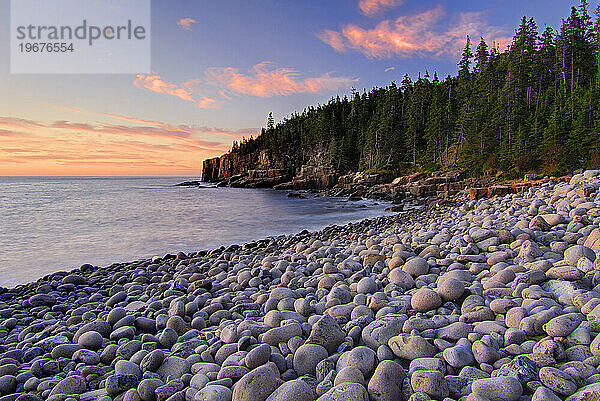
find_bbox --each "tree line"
[231,1,600,177]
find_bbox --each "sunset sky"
[0,0,594,176]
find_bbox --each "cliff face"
[201,157,221,182]
[201,145,343,191]
[202,150,296,183]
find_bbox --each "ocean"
[0,176,391,287]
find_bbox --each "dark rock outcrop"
[201,150,295,186]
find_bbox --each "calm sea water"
[0,176,390,287]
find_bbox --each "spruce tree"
[458,36,474,77]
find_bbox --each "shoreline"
[2,210,403,294]
[0,170,598,401]
[0,181,392,289]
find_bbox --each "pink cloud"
[206,62,358,98]
[44,109,256,141]
[133,73,221,109]
[133,73,194,102]
[177,18,198,31]
[359,0,404,16]
[317,30,346,52]
[319,6,509,59]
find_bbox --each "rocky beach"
[0,170,599,401]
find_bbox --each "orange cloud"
[206,62,358,98]
[359,0,404,16]
[133,73,221,109]
[0,114,257,176]
[0,117,44,130]
[177,18,198,30]
[319,6,509,59]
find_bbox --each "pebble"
[49,376,86,396]
[437,277,464,301]
[539,366,577,396]
[77,331,103,350]
[544,313,585,337]
[245,344,271,370]
[410,288,441,312]
[105,375,139,396]
[137,379,163,401]
[471,376,523,401]
[532,386,561,401]
[307,315,345,353]
[410,370,448,399]
[293,344,328,376]
[194,385,232,401]
[231,363,282,401]
[265,380,312,401]
[443,338,474,368]
[367,360,404,401]
[316,382,369,401]
[388,334,436,359]
[336,346,376,377]
[402,257,429,277]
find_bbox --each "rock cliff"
[202,150,295,184]
[201,147,339,190]
[201,148,569,204]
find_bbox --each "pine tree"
[229,3,600,177]
[267,112,274,130]
[594,5,600,88]
[458,36,474,77]
[475,37,489,74]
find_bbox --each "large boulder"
[367,360,404,401]
[232,362,283,401]
[362,315,407,350]
[307,315,345,353]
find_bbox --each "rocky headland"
[1,171,600,401]
[200,151,571,207]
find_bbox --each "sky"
[0,0,596,176]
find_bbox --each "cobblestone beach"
[1,170,600,401]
